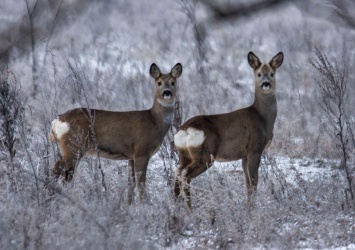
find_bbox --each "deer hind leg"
[243,153,261,204]
[179,152,212,211]
[52,137,84,182]
[127,160,135,204]
[52,152,82,181]
[174,150,191,200]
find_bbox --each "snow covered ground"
[142,154,355,249]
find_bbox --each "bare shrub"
[0,63,23,165]
[310,47,354,204]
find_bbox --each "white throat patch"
[157,99,174,108]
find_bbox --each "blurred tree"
[0,0,91,61]
[0,0,92,98]
[198,0,294,23]
[329,0,355,29]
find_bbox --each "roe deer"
[51,63,182,203]
[174,52,283,210]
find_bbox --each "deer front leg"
[244,152,261,205]
[127,160,135,204]
[242,157,250,191]
[133,156,150,201]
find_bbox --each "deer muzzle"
[162,90,173,99]
[261,82,271,90]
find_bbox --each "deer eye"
[257,73,262,77]
[171,82,175,86]
[158,82,162,86]
[270,73,274,77]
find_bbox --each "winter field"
[0,0,355,249]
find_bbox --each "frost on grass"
[1,154,354,249]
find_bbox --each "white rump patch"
[174,127,205,149]
[51,118,69,139]
[186,128,205,147]
[174,130,188,149]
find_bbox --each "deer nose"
[162,90,172,99]
[261,82,271,90]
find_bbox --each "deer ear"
[171,63,182,78]
[248,52,261,70]
[269,52,284,70]
[150,63,161,79]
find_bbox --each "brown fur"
[51,63,182,203]
[174,52,283,210]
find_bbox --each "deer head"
[248,51,283,95]
[150,63,182,108]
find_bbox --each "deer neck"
[252,92,277,135]
[150,100,175,130]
